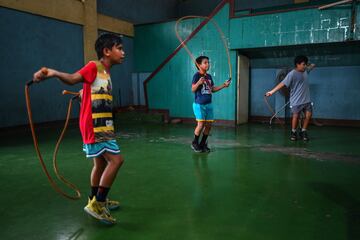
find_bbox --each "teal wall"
[136,4,237,120]
[250,66,360,120]
[241,42,360,67]
[110,36,134,107]
[0,7,83,128]
[97,0,178,24]
[0,7,134,128]
[134,22,180,72]
[230,5,360,49]
[2,1,358,127]
[247,42,360,120]
[134,1,360,122]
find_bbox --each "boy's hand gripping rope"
[25,68,81,200]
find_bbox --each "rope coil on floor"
[175,15,232,80]
[25,68,81,200]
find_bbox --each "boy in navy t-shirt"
[266,55,315,141]
[191,56,231,152]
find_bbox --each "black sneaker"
[300,130,309,141]
[200,144,211,153]
[191,142,202,152]
[290,131,297,141]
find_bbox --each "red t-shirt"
[78,61,115,144]
[78,62,97,144]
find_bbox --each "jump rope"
[25,67,81,200]
[175,15,232,81]
[263,95,289,126]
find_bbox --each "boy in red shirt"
[33,33,125,224]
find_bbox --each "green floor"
[1,122,360,240]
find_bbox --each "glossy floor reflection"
[0,123,359,240]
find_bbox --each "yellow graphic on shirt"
[90,61,116,142]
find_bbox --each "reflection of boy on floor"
[191,56,231,152]
[266,55,315,141]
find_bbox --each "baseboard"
[114,105,148,112]
[144,108,236,126]
[174,117,235,126]
[147,109,170,122]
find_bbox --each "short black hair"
[95,33,123,59]
[294,55,308,66]
[195,56,209,69]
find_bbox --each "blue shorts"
[193,102,214,122]
[291,102,313,114]
[83,140,120,158]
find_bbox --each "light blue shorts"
[83,140,120,158]
[193,102,214,122]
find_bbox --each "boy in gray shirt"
[266,56,315,141]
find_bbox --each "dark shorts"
[290,102,313,114]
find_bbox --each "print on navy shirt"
[192,72,214,105]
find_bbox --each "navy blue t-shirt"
[192,72,214,104]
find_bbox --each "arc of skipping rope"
[270,100,289,125]
[263,95,287,126]
[175,15,232,80]
[25,68,81,200]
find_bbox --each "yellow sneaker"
[106,198,120,210]
[84,197,116,224]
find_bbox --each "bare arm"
[265,82,285,97]
[212,79,231,93]
[33,68,83,85]
[191,77,205,92]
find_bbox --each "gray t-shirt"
[281,69,311,107]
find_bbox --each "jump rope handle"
[27,67,48,86]
[26,80,34,86]
[62,90,80,100]
[62,90,79,96]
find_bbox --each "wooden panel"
[98,14,134,37]
[83,0,98,62]
[237,54,249,124]
[0,0,134,64]
[0,0,84,25]
[0,0,134,37]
